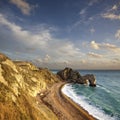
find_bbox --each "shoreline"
[60,83,96,120]
[41,82,96,120]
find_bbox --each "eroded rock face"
[57,67,82,80]
[83,74,96,87]
[0,53,59,120]
[57,67,96,87]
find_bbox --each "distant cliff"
[0,53,59,120]
[57,67,96,87]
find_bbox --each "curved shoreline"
[60,83,96,120]
[41,82,96,120]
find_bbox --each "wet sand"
[40,82,96,120]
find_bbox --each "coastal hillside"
[0,53,59,120]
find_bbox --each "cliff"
[0,53,59,120]
[57,67,96,87]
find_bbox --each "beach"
[40,82,96,120]
[1,53,119,120]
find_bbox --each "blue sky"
[0,0,120,69]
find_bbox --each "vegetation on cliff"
[0,53,59,120]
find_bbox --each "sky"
[0,0,120,69]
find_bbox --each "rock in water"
[57,67,96,87]
[83,74,96,87]
[57,67,82,80]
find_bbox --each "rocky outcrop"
[57,67,82,80]
[82,74,96,87]
[57,67,96,87]
[0,53,59,120]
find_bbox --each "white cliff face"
[0,65,8,86]
[2,59,18,73]
[0,58,20,102]
[0,59,45,98]
[0,53,59,99]
[0,53,59,120]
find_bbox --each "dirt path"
[41,82,96,120]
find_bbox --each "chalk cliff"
[0,53,59,120]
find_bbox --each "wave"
[97,84,111,93]
[62,84,117,120]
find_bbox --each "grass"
[0,54,60,120]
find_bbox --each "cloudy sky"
[0,0,120,69]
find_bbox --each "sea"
[52,70,120,120]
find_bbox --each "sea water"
[53,70,120,120]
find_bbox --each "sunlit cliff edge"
[0,53,59,120]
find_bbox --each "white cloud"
[87,52,103,58]
[79,8,86,15]
[57,43,81,57]
[0,13,83,66]
[90,40,120,53]
[44,54,51,62]
[113,58,120,62]
[90,27,95,34]
[33,55,51,64]
[102,43,117,49]
[102,13,120,20]
[99,43,120,53]
[90,41,99,49]
[102,4,120,20]
[111,5,118,11]
[34,58,43,63]
[0,14,51,48]
[107,4,119,12]
[63,60,71,65]
[10,0,33,15]
[1,13,120,69]
[81,59,87,64]
[88,0,99,6]
[115,29,120,40]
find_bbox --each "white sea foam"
[62,84,117,120]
